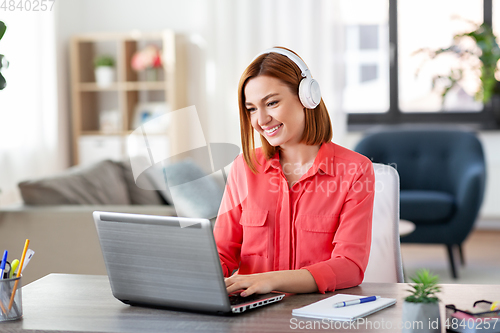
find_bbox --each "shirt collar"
[264,151,280,173]
[263,142,336,176]
[310,142,336,177]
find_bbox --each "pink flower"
[131,45,163,71]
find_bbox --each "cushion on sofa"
[400,190,456,224]
[18,160,131,205]
[146,159,224,219]
[117,159,165,205]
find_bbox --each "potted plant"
[94,55,115,87]
[402,269,442,333]
[415,20,500,124]
[131,44,163,81]
[0,20,8,90]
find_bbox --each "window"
[347,0,499,129]
[340,0,390,114]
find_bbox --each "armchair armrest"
[448,163,486,242]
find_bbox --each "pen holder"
[0,276,23,322]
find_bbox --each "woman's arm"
[225,269,318,296]
[301,159,375,293]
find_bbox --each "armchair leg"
[458,244,465,266]
[446,245,458,279]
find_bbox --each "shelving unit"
[70,31,187,165]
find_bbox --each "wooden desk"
[2,274,499,332]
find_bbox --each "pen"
[0,250,7,279]
[0,250,8,316]
[333,296,381,308]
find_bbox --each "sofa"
[0,159,224,285]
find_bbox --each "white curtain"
[0,11,62,206]
[204,0,347,148]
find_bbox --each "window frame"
[347,0,500,130]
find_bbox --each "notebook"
[93,211,285,314]
[292,294,396,321]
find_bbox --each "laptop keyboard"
[229,293,262,305]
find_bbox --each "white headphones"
[254,48,322,109]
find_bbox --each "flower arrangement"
[405,268,441,304]
[131,45,162,72]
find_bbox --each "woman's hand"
[225,272,277,296]
[225,269,318,297]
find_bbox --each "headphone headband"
[252,47,321,109]
[254,48,310,78]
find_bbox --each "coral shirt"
[213,141,375,293]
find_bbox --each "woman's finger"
[240,285,256,297]
[226,282,246,294]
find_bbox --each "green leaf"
[405,269,441,303]
[94,55,115,68]
[415,20,500,104]
[0,72,6,90]
[0,21,5,42]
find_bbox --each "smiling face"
[244,75,305,149]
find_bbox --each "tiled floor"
[400,229,500,284]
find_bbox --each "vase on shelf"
[145,68,161,82]
[95,66,115,87]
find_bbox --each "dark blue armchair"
[355,129,486,278]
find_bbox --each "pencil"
[0,298,6,317]
[8,239,29,311]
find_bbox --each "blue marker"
[333,296,381,308]
[0,250,7,279]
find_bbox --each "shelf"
[80,131,169,136]
[78,81,166,91]
[79,83,120,91]
[74,31,166,42]
[126,130,169,135]
[80,131,125,136]
[70,30,186,165]
[123,81,166,91]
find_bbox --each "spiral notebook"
[292,294,397,321]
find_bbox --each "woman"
[214,47,374,297]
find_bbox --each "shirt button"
[318,170,325,175]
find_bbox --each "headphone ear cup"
[299,77,322,109]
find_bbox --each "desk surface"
[2,274,499,333]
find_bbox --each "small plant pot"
[95,66,115,87]
[401,301,440,333]
[144,67,160,81]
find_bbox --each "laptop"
[93,211,285,314]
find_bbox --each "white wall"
[55,0,348,154]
